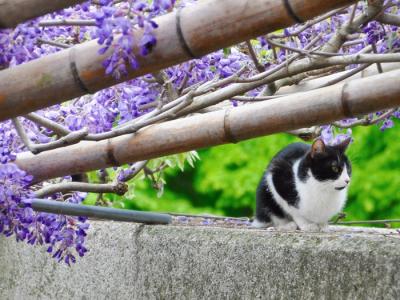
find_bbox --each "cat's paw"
[298,223,320,232]
[251,219,271,228]
[276,221,298,231]
[318,224,331,232]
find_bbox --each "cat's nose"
[345,179,350,184]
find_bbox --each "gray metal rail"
[31,199,172,224]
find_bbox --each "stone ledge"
[0,222,399,300]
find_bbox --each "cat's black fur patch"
[255,174,285,222]
[255,140,351,224]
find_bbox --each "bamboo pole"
[0,0,354,122]
[16,69,400,182]
[277,62,400,95]
[0,0,87,28]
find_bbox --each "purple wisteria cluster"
[0,122,89,265]
[0,0,399,263]
[91,0,176,78]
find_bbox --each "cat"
[252,138,351,231]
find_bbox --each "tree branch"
[245,40,265,72]
[286,126,322,141]
[38,19,96,27]
[37,38,71,49]
[317,63,372,88]
[376,12,400,26]
[35,182,128,198]
[333,109,397,129]
[232,95,283,102]
[118,160,148,182]
[25,113,71,136]
[13,117,88,154]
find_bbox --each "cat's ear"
[311,139,326,158]
[334,137,352,152]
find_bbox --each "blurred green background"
[85,122,400,224]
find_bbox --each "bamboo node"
[223,108,238,144]
[282,0,304,24]
[106,139,120,166]
[340,82,354,118]
[176,8,198,59]
[69,47,90,94]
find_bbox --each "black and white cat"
[252,138,351,231]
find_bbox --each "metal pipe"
[31,199,172,224]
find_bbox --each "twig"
[118,160,148,182]
[137,101,157,111]
[348,4,358,25]
[25,113,71,136]
[144,162,168,190]
[85,91,195,141]
[13,117,88,154]
[178,62,195,94]
[342,39,364,48]
[333,109,397,129]
[263,4,382,96]
[307,52,400,68]
[38,19,97,27]
[37,38,71,49]
[286,126,322,141]
[377,12,400,26]
[232,95,283,102]
[321,0,383,53]
[196,65,249,91]
[92,0,125,4]
[153,71,179,101]
[371,43,383,73]
[245,40,265,72]
[331,212,347,224]
[12,118,37,153]
[34,129,88,153]
[35,182,128,198]
[317,63,372,88]
[267,38,343,57]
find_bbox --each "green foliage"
[345,124,400,221]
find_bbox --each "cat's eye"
[332,165,339,173]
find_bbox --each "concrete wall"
[0,222,399,300]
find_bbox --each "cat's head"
[305,138,352,190]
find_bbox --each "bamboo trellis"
[0,0,87,28]
[0,0,354,122]
[16,69,400,182]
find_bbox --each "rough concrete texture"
[0,222,400,300]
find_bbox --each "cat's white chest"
[294,161,348,223]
